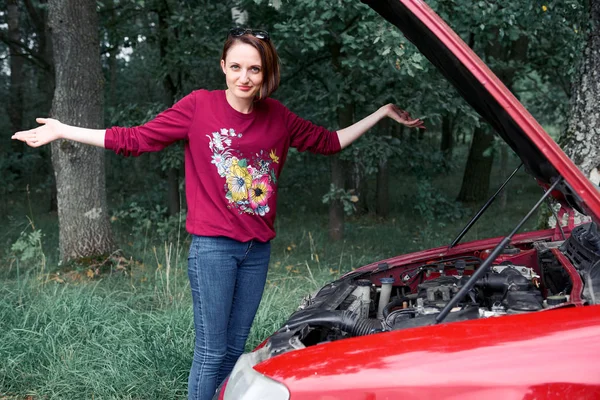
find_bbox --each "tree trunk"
[457,29,527,204]
[349,161,368,215]
[38,1,57,212]
[329,155,345,241]
[393,123,405,142]
[348,107,368,214]
[440,113,454,162]
[498,143,508,210]
[328,39,353,241]
[36,0,55,115]
[7,0,25,152]
[22,0,56,211]
[375,119,391,217]
[106,0,119,110]
[48,0,115,262]
[167,167,180,214]
[560,0,600,182]
[329,102,354,241]
[375,157,390,217]
[457,126,495,203]
[157,0,181,216]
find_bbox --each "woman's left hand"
[381,104,426,129]
[337,103,426,149]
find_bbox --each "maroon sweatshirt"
[105,89,341,242]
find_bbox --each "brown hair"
[221,33,280,101]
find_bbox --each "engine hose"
[349,315,384,336]
[382,297,411,319]
[285,310,384,337]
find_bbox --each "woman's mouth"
[238,86,252,92]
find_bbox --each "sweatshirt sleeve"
[284,105,341,155]
[105,91,198,156]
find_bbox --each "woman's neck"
[225,90,254,114]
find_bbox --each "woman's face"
[221,42,264,102]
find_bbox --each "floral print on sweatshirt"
[207,128,277,216]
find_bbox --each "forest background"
[1,0,599,398]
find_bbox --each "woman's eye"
[251,67,261,73]
[231,65,239,70]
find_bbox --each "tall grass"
[0,275,192,399]
[0,225,381,399]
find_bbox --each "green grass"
[0,225,369,399]
[0,152,547,399]
[1,277,192,399]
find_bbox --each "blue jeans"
[187,235,271,400]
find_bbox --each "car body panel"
[341,226,569,279]
[254,305,600,399]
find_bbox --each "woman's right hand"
[11,118,64,147]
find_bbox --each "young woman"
[12,28,424,400]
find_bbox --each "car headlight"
[217,346,290,400]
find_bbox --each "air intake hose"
[284,310,384,337]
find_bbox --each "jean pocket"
[188,235,201,261]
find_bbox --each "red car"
[214,0,600,399]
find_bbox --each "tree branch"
[23,0,44,34]
[279,50,331,87]
[97,2,136,17]
[342,15,361,35]
[0,30,52,71]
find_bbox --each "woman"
[12,28,424,400]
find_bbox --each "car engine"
[267,222,600,355]
[380,263,544,331]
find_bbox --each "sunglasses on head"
[228,28,270,41]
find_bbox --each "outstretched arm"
[12,118,106,148]
[337,104,425,149]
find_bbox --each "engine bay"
[267,222,600,356]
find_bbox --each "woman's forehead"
[224,42,262,65]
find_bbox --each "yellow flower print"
[227,163,252,202]
[269,149,279,164]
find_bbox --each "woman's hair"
[221,32,280,101]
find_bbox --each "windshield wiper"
[449,162,523,249]
[435,177,562,324]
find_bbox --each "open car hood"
[362,0,600,223]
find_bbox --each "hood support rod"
[449,162,523,249]
[435,176,562,324]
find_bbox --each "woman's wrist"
[57,122,68,140]
[379,104,393,119]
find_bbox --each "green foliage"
[400,145,459,175]
[251,0,431,117]
[9,219,46,275]
[112,202,186,243]
[0,154,23,195]
[0,152,43,196]
[321,184,358,216]
[11,228,44,264]
[160,143,185,171]
[108,102,166,127]
[165,1,234,90]
[414,179,470,225]
[340,134,402,175]
[2,0,589,244]
[432,0,587,130]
